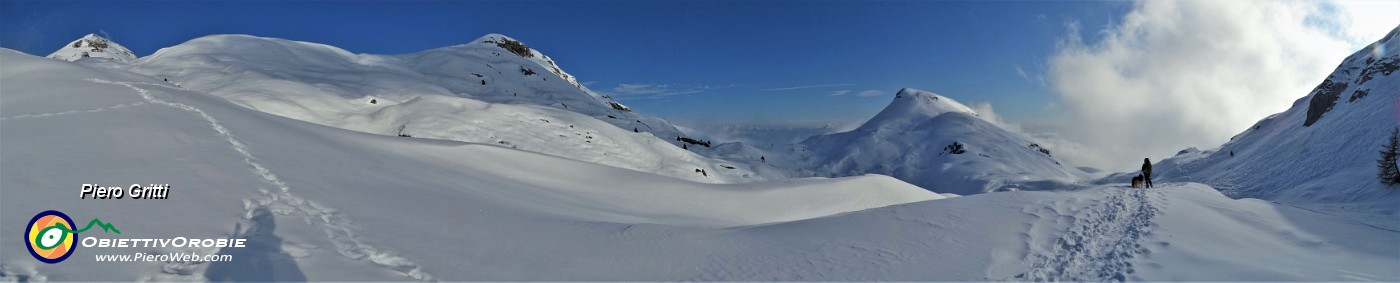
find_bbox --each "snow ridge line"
[0,102,147,121]
[1021,187,1158,282]
[86,79,435,281]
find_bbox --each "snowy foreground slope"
[0,49,936,280]
[4,48,1398,281]
[122,34,765,183]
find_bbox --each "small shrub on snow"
[945,142,966,155]
[676,136,712,147]
[1029,143,1052,157]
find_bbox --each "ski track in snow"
[86,79,434,281]
[1019,186,1159,282]
[0,102,147,121]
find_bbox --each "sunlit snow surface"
[2,26,1399,281]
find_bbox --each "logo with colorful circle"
[25,210,121,264]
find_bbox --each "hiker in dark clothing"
[1141,158,1153,188]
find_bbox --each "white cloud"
[605,83,711,100]
[829,90,851,96]
[855,90,884,97]
[1045,0,1398,170]
[968,102,1023,134]
[763,84,856,91]
[1330,0,1400,45]
[611,83,671,95]
[823,118,868,134]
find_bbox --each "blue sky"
[0,1,1127,127]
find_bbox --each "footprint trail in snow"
[88,79,435,281]
[1020,186,1159,282]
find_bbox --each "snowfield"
[2,48,938,280]
[123,34,763,183]
[2,26,1399,281]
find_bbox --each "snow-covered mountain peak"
[465,33,533,56]
[863,88,979,127]
[408,33,644,129]
[47,33,136,63]
[892,88,977,115]
[453,33,589,91]
[799,87,1082,195]
[127,33,705,182]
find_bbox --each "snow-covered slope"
[46,34,136,63]
[123,34,760,183]
[801,88,1086,195]
[5,42,1398,281]
[1147,25,1400,227]
[1,48,943,280]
